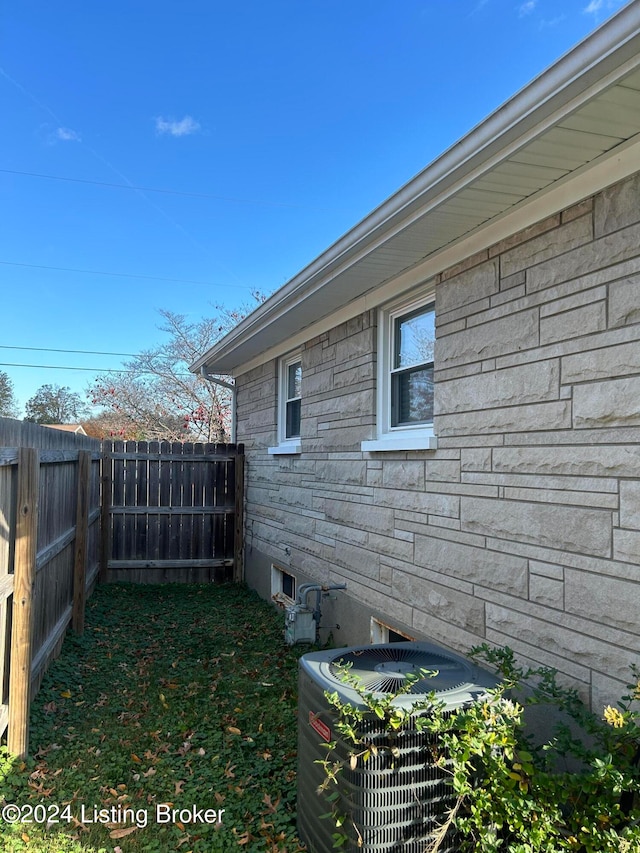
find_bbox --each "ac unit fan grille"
[329,645,469,694]
[298,643,498,853]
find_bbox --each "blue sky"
[0,0,628,414]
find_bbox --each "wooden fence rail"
[0,421,245,757]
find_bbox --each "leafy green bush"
[318,645,640,852]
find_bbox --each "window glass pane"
[286,398,301,438]
[282,571,296,599]
[394,307,435,369]
[391,365,434,426]
[287,362,302,399]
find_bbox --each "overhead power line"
[0,362,194,377]
[0,362,138,374]
[0,67,235,263]
[0,259,252,289]
[0,344,138,357]
[0,167,336,211]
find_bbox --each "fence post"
[72,451,90,635]
[99,445,112,583]
[233,444,245,583]
[8,446,38,759]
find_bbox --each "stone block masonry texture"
[485,603,637,686]
[527,221,640,293]
[499,212,593,279]
[436,359,559,413]
[489,214,561,257]
[437,259,498,315]
[562,337,640,384]
[322,499,395,537]
[529,573,564,610]
[381,461,425,490]
[461,497,612,558]
[619,480,640,530]
[435,307,539,367]
[413,535,528,598]
[492,445,640,479]
[234,170,640,707]
[436,400,571,437]
[573,375,640,429]
[609,273,640,328]
[540,301,606,346]
[393,569,486,635]
[613,529,640,565]
[594,171,640,236]
[564,570,640,637]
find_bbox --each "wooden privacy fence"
[0,423,245,757]
[0,419,101,757]
[101,441,244,584]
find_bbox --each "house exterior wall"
[235,171,640,710]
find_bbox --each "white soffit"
[192,4,640,376]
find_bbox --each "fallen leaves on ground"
[0,583,307,852]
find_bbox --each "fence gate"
[102,441,244,584]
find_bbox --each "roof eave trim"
[190,1,640,376]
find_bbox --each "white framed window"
[362,292,437,452]
[268,351,302,455]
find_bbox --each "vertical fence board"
[234,445,245,582]
[147,441,160,562]
[214,451,225,563]
[124,440,137,563]
[136,441,148,561]
[203,444,215,562]
[73,451,90,635]
[0,454,15,738]
[181,444,193,563]
[8,447,39,758]
[100,448,112,583]
[111,441,124,565]
[171,442,182,564]
[159,441,172,571]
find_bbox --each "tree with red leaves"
[88,297,264,441]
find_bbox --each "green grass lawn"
[0,583,308,853]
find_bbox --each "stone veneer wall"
[235,172,640,710]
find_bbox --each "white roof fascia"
[222,133,640,379]
[191,0,640,377]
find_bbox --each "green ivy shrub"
[318,645,640,852]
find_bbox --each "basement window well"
[370,617,414,644]
[271,564,296,604]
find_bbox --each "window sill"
[268,441,302,456]
[361,434,437,452]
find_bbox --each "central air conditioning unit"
[297,641,499,853]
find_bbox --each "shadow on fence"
[0,418,245,759]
